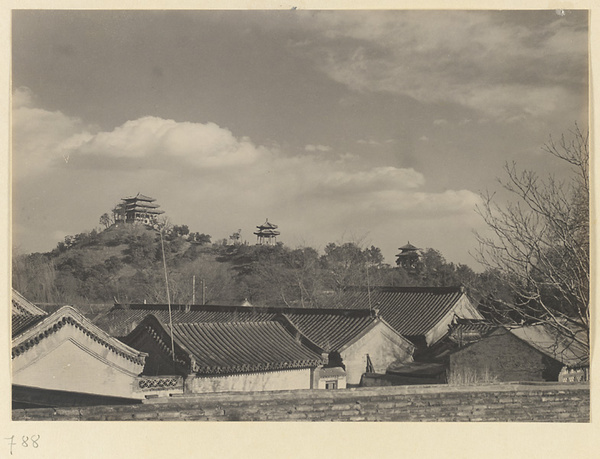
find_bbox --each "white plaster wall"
[341,323,413,385]
[317,377,347,389]
[189,368,312,393]
[426,295,483,345]
[13,327,144,399]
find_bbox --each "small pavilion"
[254,219,280,245]
[396,242,421,269]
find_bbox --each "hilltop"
[12,220,507,311]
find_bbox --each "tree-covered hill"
[13,221,509,310]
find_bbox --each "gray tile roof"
[93,304,383,352]
[124,315,323,375]
[325,286,470,337]
[11,289,47,337]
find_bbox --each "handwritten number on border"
[5,435,40,455]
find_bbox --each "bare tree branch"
[474,126,589,354]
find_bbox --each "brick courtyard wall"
[449,329,564,382]
[12,382,589,422]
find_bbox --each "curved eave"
[195,359,321,376]
[124,203,161,209]
[123,194,156,202]
[126,208,164,214]
[12,290,47,316]
[12,306,148,365]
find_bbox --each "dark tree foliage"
[15,212,510,311]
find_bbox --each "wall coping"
[143,381,589,405]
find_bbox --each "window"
[325,380,337,390]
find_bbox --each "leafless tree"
[99,212,112,229]
[475,125,589,351]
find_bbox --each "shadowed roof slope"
[123,315,323,375]
[93,303,394,352]
[12,289,47,316]
[12,289,48,337]
[173,321,322,374]
[283,312,377,352]
[326,286,474,337]
[508,324,589,368]
[93,304,277,337]
[12,314,46,338]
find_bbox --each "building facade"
[122,315,326,394]
[12,303,150,406]
[114,193,164,226]
[94,303,415,386]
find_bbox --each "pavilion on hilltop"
[395,242,421,269]
[254,219,280,245]
[114,193,164,226]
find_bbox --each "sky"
[11,9,589,267]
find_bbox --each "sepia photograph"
[9,6,590,435]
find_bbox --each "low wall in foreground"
[12,382,589,422]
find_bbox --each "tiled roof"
[12,289,47,316]
[123,193,156,202]
[126,206,164,214]
[254,229,280,236]
[93,304,277,337]
[325,286,470,337]
[12,306,148,366]
[398,242,419,251]
[508,324,588,368]
[256,219,278,229]
[93,304,387,352]
[12,314,45,338]
[283,311,376,351]
[124,201,160,209]
[447,318,497,343]
[127,315,323,375]
[11,289,47,337]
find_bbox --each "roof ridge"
[344,285,464,294]
[118,303,373,316]
[276,314,326,355]
[12,289,48,316]
[13,305,147,365]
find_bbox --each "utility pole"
[192,275,196,305]
[159,230,175,361]
[201,279,206,305]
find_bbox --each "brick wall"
[449,329,563,382]
[12,382,589,422]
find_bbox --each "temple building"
[93,303,415,387]
[395,242,421,269]
[11,290,164,407]
[254,218,280,245]
[114,193,164,226]
[122,315,326,393]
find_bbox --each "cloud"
[305,144,332,152]
[13,86,35,108]
[295,11,587,123]
[357,138,395,147]
[433,119,448,126]
[317,166,424,195]
[77,117,269,169]
[12,89,482,259]
[12,87,95,177]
